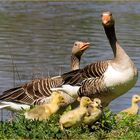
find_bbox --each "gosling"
[120,94,140,115]
[83,98,102,126]
[24,91,65,120]
[59,96,92,130]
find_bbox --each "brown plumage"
[52,11,138,108]
[0,41,90,110]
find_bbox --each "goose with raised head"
[71,41,90,70]
[52,11,138,107]
[0,41,90,111]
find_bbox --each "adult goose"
[52,11,138,107]
[0,41,90,111]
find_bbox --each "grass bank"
[0,108,139,139]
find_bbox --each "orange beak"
[80,42,90,51]
[102,14,111,25]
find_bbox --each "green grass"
[0,108,139,140]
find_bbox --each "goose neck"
[104,25,130,64]
[71,54,81,70]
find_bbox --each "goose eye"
[75,43,77,46]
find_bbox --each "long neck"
[71,54,81,70]
[104,25,130,64]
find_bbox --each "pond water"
[0,1,140,119]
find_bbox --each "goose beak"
[102,15,111,25]
[80,42,90,51]
[101,11,113,26]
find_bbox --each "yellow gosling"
[24,91,65,120]
[59,97,92,130]
[83,98,102,126]
[120,94,140,115]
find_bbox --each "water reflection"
[0,2,139,119]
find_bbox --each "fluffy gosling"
[120,94,140,115]
[24,91,65,120]
[83,98,102,126]
[59,96,92,130]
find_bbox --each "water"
[0,1,140,119]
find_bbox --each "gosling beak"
[100,104,103,109]
[77,97,81,102]
[63,99,66,104]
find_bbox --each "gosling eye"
[75,43,77,46]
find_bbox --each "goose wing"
[62,60,109,85]
[77,76,109,98]
[0,77,63,105]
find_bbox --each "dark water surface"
[0,2,139,118]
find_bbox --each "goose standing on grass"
[24,91,65,120]
[52,11,138,107]
[0,41,90,111]
[83,98,102,126]
[59,96,92,130]
[119,94,140,115]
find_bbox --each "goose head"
[93,98,102,109]
[72,41,90,57]
[79,96,92,107]
[52,91,66,105]
[88,98,102,111]
[132,94,140,104]
[101,11,115,27]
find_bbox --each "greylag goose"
[59,96,92,130]
[83,98,102,126]
[52,11,138,107]
[24,91,66,120]
[0,41,90,111]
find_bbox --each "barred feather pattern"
[77,76,109,98]
[81,61,109,78]
[0,61,109,105]
[0,77,63,105]
[62,60,109,85]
